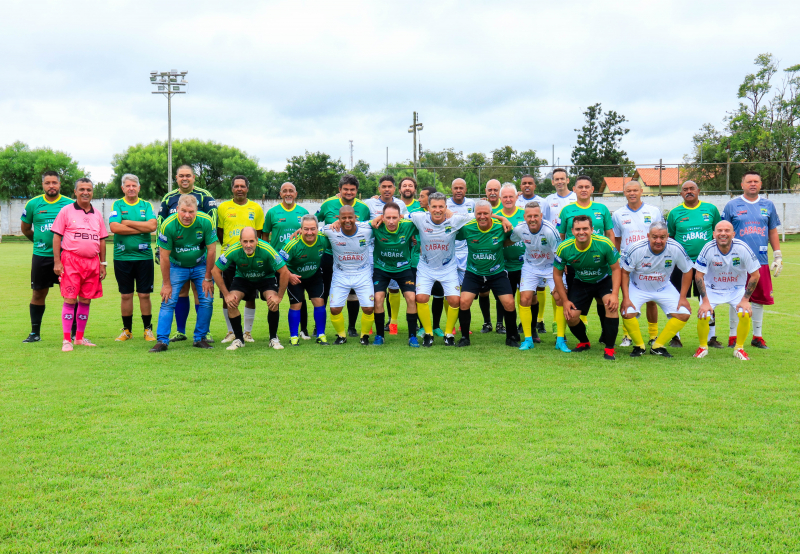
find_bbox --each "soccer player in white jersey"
[620,221,694,358]
[516,174,552,334]
[446,178,476,283]
[613,180,664,347]
[321,205,375,345]
[410,192,475,347]
[693,221,761,361]
[544,168,577,332]
[510,200,570,352]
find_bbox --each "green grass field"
[1,239,799,553]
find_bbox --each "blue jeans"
[157,262,213,343]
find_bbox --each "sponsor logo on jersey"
[158,233,168,242]
[641,262,652,268]
[110,211,118,217]
[622,219,631,224]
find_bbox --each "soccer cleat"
[226,339,245,351]
[537,321,546,334]
[433,328,445,337]
[519,337,535,351]
[505,336,521,348]
[76,338,96,347]
[733,348,750,360]
[727,336,736,348]
[149,341,168,353]
[221,331,236,343]
[495,323,506,335]
[751,337,768,349]
[389,323,398,335]
[205,332,214,343]
[603,348,616,361]
[23,333,41,343]
[693,346,709,359]
[193,340,213,349]
[708,336,724,349]
[360,335,370,346]
[373,336,384,346]
[443,334,456,346]
[290,336,300,346]
[243,332,255,343]
[384,322,391,332]
[648,338,655,348]
[417,328,425,337]
[649,346,673,358]
[408,336,420,348]
[115,329,133,342]
[455,337,471,347]
[669,336,683,348]
[171,332,188,342]
[555,337,572,353]
[422,334,434,347]
[144,328,156,342]
[316,335,329,346]
[620,336,632,347]
[299,330,311,340]
[347,327,359,338]
[481,323,493,334]
[517,323,524,335]
[531,331,541,344]
[630,346,646,357]
[333,335,347,345]
[61,339,73,352]
[268,338,284,350]
[574,342,591,353]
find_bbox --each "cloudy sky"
[2,0,798,182]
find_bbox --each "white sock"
[729,308,738,337]
[244,307,256,333]
[752,303,764,337]
[223,309,233,333]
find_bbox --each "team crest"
[256,260,264,267]
[445,225,452,233]
[248,211,255,220]
[664,259,672,268]
[359,239,366,247]
[140,210,146,218]
[644,216,651,223]
[732,257,740,266]
[195,230,203,239]
[492,237,499,245]
[592,254,601,263]
[760,208,768,217]
[702,213,710,222]
[541,237,547,245]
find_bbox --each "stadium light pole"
[150,70,188,192]
[408,112,423,182]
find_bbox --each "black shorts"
[219,265,237,299]
[507,269,521,293]
[31,254,59,290]
[431,281,444,297]
[114,259,155,294]
[287,270,325,304]
[568,275,613,315]
[373,267,416,294]
[461,270,514,297]
[230,276,278,302]
[669,267,701,298]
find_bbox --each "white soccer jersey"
[446,197,475,257]
[364,196,408,219]
[510,219,561,274]
[516,194,551,221]
[613,203,664,253]
[322,223,373,273]
[694,239,760,291]
[621,238,693,292]
[544,191,577,226]
[409,211,473,270]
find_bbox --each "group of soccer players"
[20,165,782,360]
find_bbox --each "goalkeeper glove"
[770,250,782,277]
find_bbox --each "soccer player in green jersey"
[108,174,157,342]
[474,179,503,332]
[149,195,217,352]
[553,215,622,361]
[399,177,422,213]
[666,180,722,348]
[279,215,330,345]
[20,171,74,342]
[558,176,615,241]
[491,183,527,338]
[211,227,290,351]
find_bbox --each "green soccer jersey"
[109,198,156,261]
[215,239,286,281]
[554,235,620,284]
[372,220,418,273]
[455,219,512,276]
[279,234,330,279]
[493,205,525,271]
[404,201,425,267]
[158,213,217,268]
[315,197,371,255]
[558,202,613,240]
[403,199,423,213]
[263,203,310,251]
[667,201,721,261]
[20,194,73,256]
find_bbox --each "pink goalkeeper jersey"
[51,202,108,258]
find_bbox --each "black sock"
[268,309,280,340]
[459,309,472,338]
[432,297,444,329]
[122,315,133,332]
[347,300,359,329]
[30,304,45,334]
[479,295,491,325]
[407,313,417,338]
[571,320,590,343]
[300,298,308,333]
[142,314,152,330]
[496,299,505,328]
[375,312,385,337]
[601,317,619,349]
[504,308,518,340]
[596,302,607,343]
[230,314,244,342]
[71,303,78,336]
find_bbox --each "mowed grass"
[1,239,800,554]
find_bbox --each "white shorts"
[520,265,556,292]
[700,287,745,318]
[330,271,374,308]
[624,283,691,316]
[456,251,467,284]
[416,266,461,297]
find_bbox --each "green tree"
[570,103,634,187]
[0,141,86,199]
[284,151,346,199]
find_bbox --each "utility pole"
[408,111,423,181]
[725,139,731,196]
[349,140,354,171]
[150,70,188,192]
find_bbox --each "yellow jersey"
[217,200,265,253]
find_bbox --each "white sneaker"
[299,330,311,340]
[226,338,245,351]
[620,336,632,347]
[220,331,236,344]
[243,331,255,343]
[269,337,284,350]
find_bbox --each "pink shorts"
[60,251,103,300]
[747,264,773,305]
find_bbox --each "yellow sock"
[653,318,686,349]
[417,301,433,335]
[648,321,659,340]
[520,305,533,338]
[552,296,558,320]
[622,317,645,347]
[360,312,374,337]
[537,291,546,322]
[555,306,567,337]
[735,312,751,349]
[445,304,460,335]
[331,311,346,337]
[580,315,588,328]
[697,316,711,348]
[389,291,401,324]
